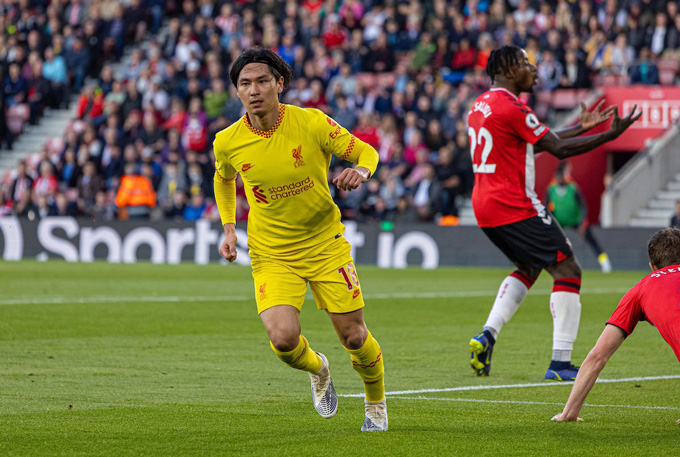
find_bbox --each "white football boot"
[309,352,338,418]
[361,399,388,431]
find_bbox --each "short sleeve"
[606,285,644,337]
[505,103,550,145]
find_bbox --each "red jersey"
[468,88,550,227]
[607,265,680,362]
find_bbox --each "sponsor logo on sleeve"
[525,113,540,129]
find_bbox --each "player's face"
[236,63,284,117]
[513,50,538,93]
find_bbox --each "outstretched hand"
[580,100,616,131]
[610,104,643,138]
[333,167,370,191]
[551,413,583,422]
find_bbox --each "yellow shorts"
[251,235,365,315]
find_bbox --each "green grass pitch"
[1,261,678,456]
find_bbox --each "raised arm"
[316,111,379,191]
[536,106,641,160]
[552,324,626,421]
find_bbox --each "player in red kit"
[553,228,680,422]
[467,46,641,380]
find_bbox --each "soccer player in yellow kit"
[213,48,387,431]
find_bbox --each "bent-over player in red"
[467,45,641,380]
[554,227,680,422]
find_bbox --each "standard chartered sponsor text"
[268,176,315,200]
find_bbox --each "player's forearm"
[554,123,586,139]
[545,130,617,159]
[213,171,236,225]
[351,141,379,178]
[560,352,607,420]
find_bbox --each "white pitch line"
[0,287,630,306]
[367,287,629,300]
[395,396,680,411]
[338,375,680,398]
[0,296,249,306]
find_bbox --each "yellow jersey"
[213,104,378,258]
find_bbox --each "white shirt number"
[468,126,496,174]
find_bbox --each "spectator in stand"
[3,63,27,108]
[77,161,104,213]
[10,160,33,206]
[585,28,610,72]
[203,78,228,122]
[537,50,564,90]
[182,191,206,221]
[366,32,396,73]
[352,113,380,150]
[332,95,358,133]
[58,148,80,188]
[27,59,50,125]
[64,37,89,94]
[436,144,462,217]
[412,163,441,222]
[560,49,591,89]
[670,200,680,228]
[34,194,58,218]
[115,162,156,220]
[650,12,669,56]
[164,189,187,221]
[629,47,660,84]
[33,161,58,202]
[90,190,117,221]
[77,84,104,120]
[452,38,477,71]
[157,162,187,209]
[322,15,349,51]
[609,33,636,76]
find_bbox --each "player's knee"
[565,258,582,278]
[551,257,582,279]
[340,325,367,350]
[269,332,299,352]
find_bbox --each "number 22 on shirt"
[469,126,496,174]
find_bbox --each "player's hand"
[578,220,588,237]
[551,413,583,422]
[610,104,642,137]
[219,225,238,262]
[333,167,370,191]
[580,100,615,131]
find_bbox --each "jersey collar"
[489,87,519,100]
[243,104,286,138]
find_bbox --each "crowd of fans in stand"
[2,0,680,224]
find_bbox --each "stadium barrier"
[0,217,659,271]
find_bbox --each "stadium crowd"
[1,0,680,224]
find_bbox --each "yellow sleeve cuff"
[353,140,379,178]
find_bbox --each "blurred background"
[1,0,680,268]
